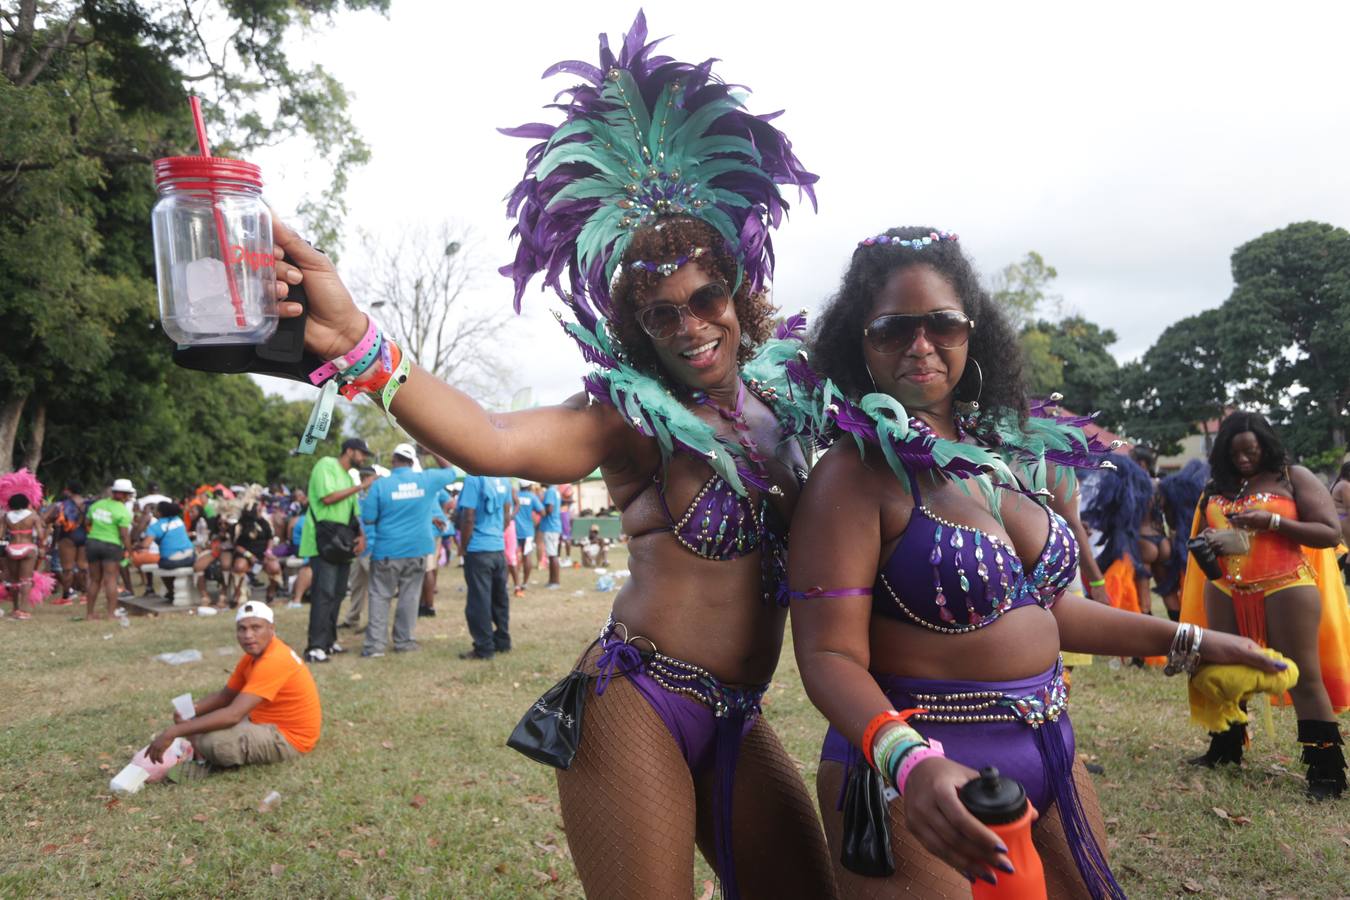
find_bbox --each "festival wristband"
[862,708,927,769]
[877,735,927,785]
[895,740,946,796]
[380,345,411,412]
[339,332,384,383]
[307,315,377,385]
[1088,578,1106,588]
[297,380,339,454]
[872,725,922,771]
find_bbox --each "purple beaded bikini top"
[872,478,1079,634]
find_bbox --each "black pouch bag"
[310,505,358,565]
[507,670,589,769]
[840,760,895,877]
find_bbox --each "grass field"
[3,549,1347,899]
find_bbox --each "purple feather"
[498,10,818,317]
[774,312,806,341]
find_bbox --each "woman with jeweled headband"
[266,13,835,899]
[786,229,1285,897]
[1179,411,1348,799]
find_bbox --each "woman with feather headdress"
[0,469,56,617]
[263,13,835,899]
[786,232,1285,897]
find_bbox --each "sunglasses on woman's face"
[637,283,731,340]
[863,310,974,353]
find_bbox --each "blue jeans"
[463,551,509,657]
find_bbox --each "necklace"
[692,381,769,477]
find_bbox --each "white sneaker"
[304,648,329,664]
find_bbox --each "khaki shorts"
[193,720,301,768]
[425,551,438,572]
[540,531,561,558]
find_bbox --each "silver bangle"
[1164,623,1205,677]
[1268,513,1281,531]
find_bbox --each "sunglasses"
[636,283,731,340]
[864,310,974,353]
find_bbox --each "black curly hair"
[809,226,1029,435]
[609,216,775,378]
[1208,410,1290,498]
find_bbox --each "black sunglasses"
[864,310,974,353]
[636,283,731,340]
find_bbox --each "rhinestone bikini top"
[872,474,1079,634]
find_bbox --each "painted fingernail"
[980,872,999,886]
[997,861,1016,875]
[994,843,1009,854]
[962,871,976,884]
[1275,661,1288,669]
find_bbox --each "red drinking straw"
[189,95,248,328]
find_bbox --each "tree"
[1119,309,1233,455]
[1222,222,1350,456]
[1021,316,1123,428]
[991,251,1062,331]
[1,0,384,475]
[353,222,508,402]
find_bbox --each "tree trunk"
[0,392,27,474]
[22,398,47,473]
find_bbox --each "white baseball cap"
[235,601,274,624]
[392,443,417,461]
[111,478,135,494]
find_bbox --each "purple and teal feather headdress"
[499,10,818,320]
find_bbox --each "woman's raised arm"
[272,218,631,483]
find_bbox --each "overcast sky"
[250,1,1350,407]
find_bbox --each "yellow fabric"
[1188,649,1300,731]
[1061,651,1094,667]
[1181,505,1350,713]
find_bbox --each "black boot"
[1188,721,1246,767]
[1298,720,1346,801]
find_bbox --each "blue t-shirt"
[539,486,562,534]
[146,517,193,557]
[460,475,510,553]
[362,467,454,561]
[290,514,306,551]
[432,488,456,539]
[514,492,544,538]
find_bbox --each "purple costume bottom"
[820,659,1125,900]
[593,620,765,900]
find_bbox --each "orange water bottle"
[959,767,1046,900]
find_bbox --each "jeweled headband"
[858,230,958,249]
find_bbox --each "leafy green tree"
[1119,308,1232,455]
[1,0,384,477]
[1021,316,1123,427]
[991,251,1061,331]
[1222,222,1350,456]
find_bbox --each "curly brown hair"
[609,216,776,377]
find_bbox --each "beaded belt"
[598,618,766,719]
[905,659,1069,729]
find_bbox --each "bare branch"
[16,10,83,87]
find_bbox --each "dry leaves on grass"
[270,864,286,877]
[1182,880,1203,894]
[191,813,208,823]
[381,740,395,750]
[697,880,715,900]
[494,862,508,874]
[410,794,428,809]
[1211,807,1252,826]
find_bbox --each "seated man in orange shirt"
[147,601,322,768]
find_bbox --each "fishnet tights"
[557,646,837,899]
[816,756,1107,899]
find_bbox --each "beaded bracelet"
[895,740,946,796]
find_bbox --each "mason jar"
[151,156,276,346]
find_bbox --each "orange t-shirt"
[226,637,322,753]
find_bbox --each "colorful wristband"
[895,740,946,796]
[861,711,904,769]
[862,708,928,769]
[1088,578,1106,588]
[308,315,377,385]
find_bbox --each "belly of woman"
[611,534,787,684]
[869,604,1062,682]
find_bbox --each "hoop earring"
[865,364,879,394]
[957,358,983,412]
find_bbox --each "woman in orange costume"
[1180,411,1349,799]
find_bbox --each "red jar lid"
[154,155,263,190]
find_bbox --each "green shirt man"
[299,438,374,559]
[87,497,132,545]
